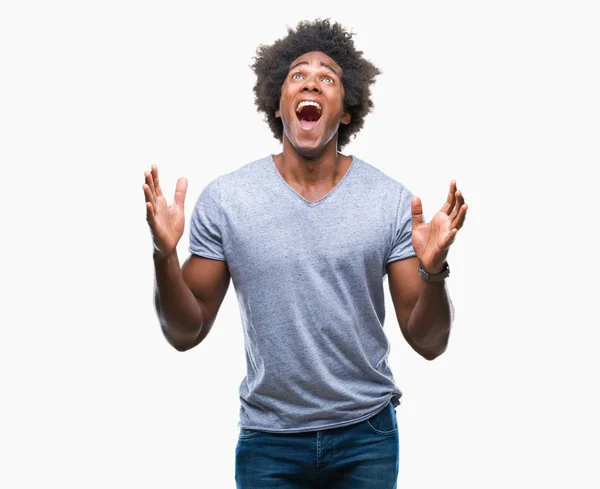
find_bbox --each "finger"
[411,197,424,228]
[152,165,163,197]
[452,203,468,230]
[449,190,463,220]
[145,171,157,202]
[174,177,188,209]
[142,183,155,206]
[145,201,155,225]
[441,228,458,249]
[441,180,457,214]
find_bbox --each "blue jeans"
[235,400,399,488]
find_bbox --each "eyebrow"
[289,61,340,76]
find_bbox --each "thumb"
[174,177,188,209]
[411,196,424,228]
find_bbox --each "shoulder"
[194,155,275,214]
[195,155,271,199]
[350,155,413,200]
[219,155,272,187]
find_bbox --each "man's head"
[251,19,381,154]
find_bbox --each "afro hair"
[251,19,381,150]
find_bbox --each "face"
[275,51,351,157]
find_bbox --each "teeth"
[296,101,322,112]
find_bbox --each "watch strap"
[418,261,450,282]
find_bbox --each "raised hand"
[411,180,468,274]
[142,165,188,257]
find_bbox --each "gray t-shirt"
[189,154,416,433]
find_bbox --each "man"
[143,19,467,489]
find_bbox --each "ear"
[341,110,351,125]
[275,109,281,118]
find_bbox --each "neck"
[274,135,351,186]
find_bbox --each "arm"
[143,164,230,352]
[154,252,230,352]
[387,257,453,360]
[388,180,467,361]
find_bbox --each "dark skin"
[388,182,467,360]
[143,50,467,359]
[143,170,230,351]
[272,52,352,201]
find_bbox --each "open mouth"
[296,100,322,130]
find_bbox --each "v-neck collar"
[268,154,356,207]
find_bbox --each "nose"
[301,76,321,93]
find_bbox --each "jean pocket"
[366,401,398,436]
[238,427,261,439]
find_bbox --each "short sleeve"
[188,178,226,261]
[386,186,419,264]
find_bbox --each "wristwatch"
[418,261,450,282]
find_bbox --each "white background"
[1,0,598,487]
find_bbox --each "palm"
[143,165,188,257]
[152,194,186,253]
[412,212,453,265]
[410,181,468,272]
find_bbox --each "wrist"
[418,261,450,282]
[421,264,444,274]
[153,248,177,263]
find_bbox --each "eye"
[292,73,303,80]
[323,76,334,83]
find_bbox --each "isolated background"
[1,0,598,487]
